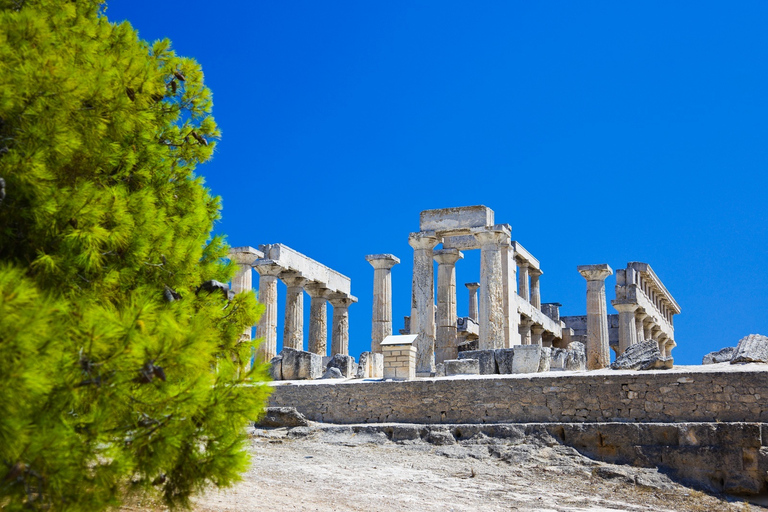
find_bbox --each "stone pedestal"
[280,271,307,351]
[434,249,463,364]
[253,260,283,362]
[381,334,418,380]
[305,283,330,357]
[518,262,530,301]
[366,254,400,354]
[329,294,356,356]
[578,264,613,370]
[465,282,480,322]
[409,232,439,373]
[477,230,508,350]
[530,271,541,309]
[612,302,638,356]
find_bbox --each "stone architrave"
[518,262,530,302]
[365,254,400,353]
[578,264,613,370]
[329,294,357,356]
[434,249,463,364]
[253,259,283,362]
[530,271,541,309]
[408,232,439,373]
[531,324,544,346]
[305,282,331,357]
[465,282,480,322]
[612,302,638,356]
[280,271,307,351]
[476,230,509,350]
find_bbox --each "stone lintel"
[511,241,540,271]
[259,243,351,295]
[578,264,613,281]
[365,254,400,268]
[229,246,264,265]
[419,205,494,232]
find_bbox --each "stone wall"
[268,367,768,425]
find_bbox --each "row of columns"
[613,302,675,358]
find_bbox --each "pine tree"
[0,1,270,510]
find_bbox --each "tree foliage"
[0,1,270,509]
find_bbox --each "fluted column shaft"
[305,283,330,356]
[409,232,439,373]
[329,295,356,356]
[578,264,613,370]
[519,318,533,345]
[465,282,480,321]
[635,311,648,342]
[613,302,638,356]
[530,272,541,309]
[229,247,262,345]
[434,249,463,364]
[253,260,282,362]
[366,254,400,353]
[280,272,307,351]
[477,230,509,350]
[518,263,530,301]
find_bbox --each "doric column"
[501,241,519,347]
[477,230,509,350]
[531,324,544,346]
[252,260,283,362]
[651,325,662,342]
[578,264,613,370]
[305,282,330,357]
[465,282,480,321]
[530,271,541,309]
[229,246,262,342]
[279,271,307,351]
[329,294,357,356]
[518,262,530,302]
[366,254,400,353]
[612,302,638,356]
[409,231,439,373]
[433,249,463,364]
[634,310,648,342]
[519,317,533,345]
[643,319,654,341]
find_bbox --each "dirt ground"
[127,424,764,512]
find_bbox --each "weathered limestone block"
[327,353,356,377]
[356,352,384,379]
[281,348,323,380]
[511,345,543,374]
[269,355,283,380]
[550,348,568,370]
[731,334,768,364]
[610,340,671,371]
[444,358,480,376]
[419,205,494,232]
[435,362,445,377]
[255,407,308,428]
[564,342,586,371]
[537,347,552,372]
[458,349,498,375]
[702,347,736,365]
[494,348,515,374]
[321,367,343,379]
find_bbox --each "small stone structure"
[381,334,418,380]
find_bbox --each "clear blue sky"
[108,1,767,365]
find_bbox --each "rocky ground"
[125,423,768,512]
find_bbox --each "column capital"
[408,231,439,250]
[635,309,649,321]
[611,301,638,314]
[279,270,307,288]
[475,229,510,247]
[365,253,400,269]
[229,246,264,266]
[578,264,613,281]
[252,259,283,277]
[433,248,463,266]
[519,317,534,328]
[531,324,545,334]
[304,281,332,299]
[465,282,480,292]
[328,293,358,307]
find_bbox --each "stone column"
[518,262,530,301]
[366,254,400,353]
[651,325,662,343]
[434,249,463,364]
[329,294,356,356]
[578,264,613,370]
[280,271,307,351]
[466,282,480,321]
[612,302,638,356]
[409,232,439,373]
[229,247,262,343]
[253,260,283,362]
[519,318,533,345]
[501,242,520,347]
[643,319,654,342]
[305,282,330,357]
[634,310,647,342]
[530,271,541,309]
[477,230,509,350]
[531,324,544,346]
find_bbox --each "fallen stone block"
[564,342,586,371]
[550,348,568,370]
[444,358,480,376]
[255,407,308,428]
[610,340,670,371]
[327,353,356,377]
[356,352,384,379]
[458,349,498,375]
[538,347,552,372]
[731,334,768,364]
[702,347,736,365]
[511,345,543,374]
[269,355,283,380]
[435,362,445,377]
[321,367,343,379]
[495,348,515,374]
[281,348,323,380]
